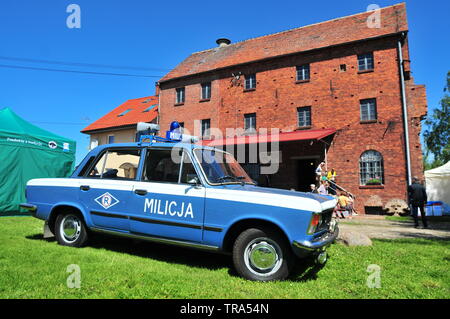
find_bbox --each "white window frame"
[359,150,384,185]
[358,53,374,71]
[360,99,377,121]
[201,82,211,100]
[245,74,256,90]
[244,113,257,132]
[297,106,311,127]
[175,87,185,104]
[201,119,211,139]
[296,64,310,81]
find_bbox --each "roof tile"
[81,96,158,133]
[160,3,408,82]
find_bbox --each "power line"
[0,64,163,78]
[30,121,89,126]
[0,55,171,72]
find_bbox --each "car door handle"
[134,189,148,196]
[80,185,90,191]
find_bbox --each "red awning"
[200,128,336,147]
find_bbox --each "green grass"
[385,216,412,222]
[0,217,449,299]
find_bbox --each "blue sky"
[1,0,449,164]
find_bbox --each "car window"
[143,148,199,184]
[194,148,254,185]
[87,149,141,180]
[180,153,199,184]
[77,155,95,177]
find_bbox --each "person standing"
[315,162,325,184]
[408,177,429,229]
[318,180,328,195]
[327,168,337,195]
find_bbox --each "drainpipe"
[155,81,160,126]
[397,35,412,186]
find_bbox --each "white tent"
[425,161,450,206]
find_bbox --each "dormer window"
[118,109,132,117]
[143,104,157,112]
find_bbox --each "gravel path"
[338,216,450,240]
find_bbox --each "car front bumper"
[292,225,339,258]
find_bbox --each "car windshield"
[194,148,255,185]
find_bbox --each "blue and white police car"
[21,123,338,281]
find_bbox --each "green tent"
[0,108,76,215]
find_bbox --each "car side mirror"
[186,174,200,185]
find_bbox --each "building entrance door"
[296,158,317,192]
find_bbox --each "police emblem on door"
[95,192,119,209]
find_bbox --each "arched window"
[359,150,384,185]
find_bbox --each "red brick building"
[156,3,427,214]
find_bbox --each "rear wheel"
[232,228,293,281]
[55,212,88,247]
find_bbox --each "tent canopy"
[424,161,450,206]
[0,107,76,215]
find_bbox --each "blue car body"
[23,141,338,260]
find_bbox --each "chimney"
[216,38,231,47]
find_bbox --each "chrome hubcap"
[244,238,282,276]
[61,215,81,243]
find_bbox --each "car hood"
[209,184,336,212]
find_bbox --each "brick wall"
[158,35,427,213]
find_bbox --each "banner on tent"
[1,135,74,153]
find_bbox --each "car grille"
[316,208,334,232]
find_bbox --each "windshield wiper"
[216,175,246,184]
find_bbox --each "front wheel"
[232,228,293,281]
[55,212,88,247]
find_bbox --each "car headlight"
[307,213,322,235]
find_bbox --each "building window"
[108,135,115,144]
[201,82,211,100]
[358,53,374,71]
[244,113,257,132]
[297,106,311,127]
[118,109,132,117]
[175,87,185,104]
[244,74,256,90]
[143,104,157,112]
[360,98,377,122]
[201,119,210,139]
[359,150,384,185]
[296,64,310,81]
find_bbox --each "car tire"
[55,211,88,247]
[232,228,293,281]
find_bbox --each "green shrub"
[366,178,382,185]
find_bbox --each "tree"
[423,153,444,171]
[423,71,450,168]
